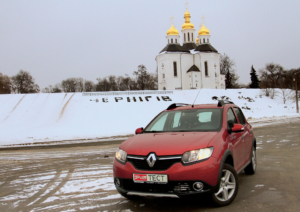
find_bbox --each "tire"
[211,163,239,207]
[244,147,256,175]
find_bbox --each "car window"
[198,112,212,122]
[148,113,168,131]
[227,108,238,124]
[172,111,182,128]
[144,109,222,132]
[233,107,246,125]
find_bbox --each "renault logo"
[146,153,156,167]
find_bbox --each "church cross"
[170,16,174,24]
[201,15,205,25]
[185,1,188,9]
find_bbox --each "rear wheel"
[211,163,239,207]
[244,147,256,175]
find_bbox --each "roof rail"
[167,103,190,110]
[217,100,235,107]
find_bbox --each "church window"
[171,38,173,43]
[184,34,186,42]
[200,39,201,44]
[203,38,205,43]
[173,62,178,77]
[163,73,165,78]
[188,33,190,41]
[192,33,194,41]
[163,87,166,90]
[175,39,177,43]
[168,39,169,44]
[208,38,209,43]
[205,61,208,76]
[196,83,198,87]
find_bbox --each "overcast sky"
[1,0,299,89]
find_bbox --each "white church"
[156,8,225,90]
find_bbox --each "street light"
[294,75,299,113]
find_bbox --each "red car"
[113,100,256,206]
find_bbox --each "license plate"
[133,173,168,184]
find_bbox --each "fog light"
[115,178,120,187]
[193,182,203,191]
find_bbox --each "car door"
[226,107,244,171]
[234,107,253,164]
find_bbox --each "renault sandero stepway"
[113,100,256,206]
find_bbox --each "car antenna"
[192,88,202,108]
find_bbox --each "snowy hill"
[0,89,299,146]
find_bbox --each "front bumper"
[115,177,217,197]
[113,156,220,197]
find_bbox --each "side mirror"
[135,127,144,135]
[227,120,234,134]
[231,124,244,133]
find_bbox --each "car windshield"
[144,108,222,132]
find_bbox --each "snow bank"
[0,89,299,146]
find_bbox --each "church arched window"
[192,33,194,41]
[168,39,169,44]
[188,33,190,41]
[173,62,178,77]
[200,39,201,44]
[175,38,177,43]
[171,38,173,43]
[208,38,209,43]
[205,61,208,76]
[184,34,186,42]
[203,38,205,43]
[163,73,165,78]
[163,87,166,90]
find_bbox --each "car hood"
[119,132,218,156]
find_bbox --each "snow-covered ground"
[0,89,299,146]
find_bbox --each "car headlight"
[115,148,127,163]
[182,147,214,164]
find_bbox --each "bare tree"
[220,54,239,88]
[95,77,110,91]
[84,80,95,92]
[118,75,136,91]
[11,70,40,93]
[133,65,157,90]
[76,78,84,92]
[259,63,285,88]
[0,73,11,94]
[279,89,293,104]
[61,78,77,92]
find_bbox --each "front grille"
[127,155,182,171]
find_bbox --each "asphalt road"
[0,118,300,212]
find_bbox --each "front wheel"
[211,163,239,207]
[244,147,256,175]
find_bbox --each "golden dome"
[167,23,179,35]
[182,9,194,29]
[196,38,199,43]
[198,25,210,35]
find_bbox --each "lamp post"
[294,76,299,113]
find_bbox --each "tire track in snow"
[2,95,26,122]
[15,170,62,209]
[31,168,74,206]
[0,176,20,197]
[57,93,75,122]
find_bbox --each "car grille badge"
[146,153,156,167]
